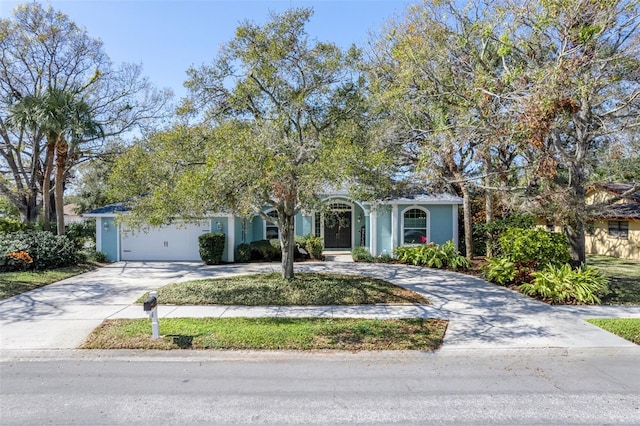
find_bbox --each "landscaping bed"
[137,272,429,306]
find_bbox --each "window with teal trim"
[403,208,427,244]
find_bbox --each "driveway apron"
[1,261,639,352]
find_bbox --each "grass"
[586,318,640,345]
[137,272,429,306]
[587,255,640,305]
[80,317,448,351]
[0,264,96,300]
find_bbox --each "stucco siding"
[100,217,118,261]
[375,209,392,256]
[586,220,640,260]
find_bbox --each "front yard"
[588,255,640,305]
[0,264,96,300]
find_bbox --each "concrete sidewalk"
[1,261,639,354]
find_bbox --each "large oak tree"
[110,8,393,278]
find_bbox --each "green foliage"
[249,240,281,261]
[483,257,517,285]
[109,8,394,279]
[473,214,535,257]
[351,246,374,262]
[499,228,570,267]
[394,241,470,270]
[0,218,29,233]
[586,318,640,345]
[93,251,108,263]
[375,253,394,263]
[65,221,96,249]
[0,231,79,271]
[300,234,324,260]
[235,243,252,263]
[198,233,226,265]
[519,264,609,305]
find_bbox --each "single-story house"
[536,182,640,260]
[584,182,640,260]
[83,191,463,262]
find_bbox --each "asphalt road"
[2,349,639,425]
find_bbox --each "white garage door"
[120,221,210,261]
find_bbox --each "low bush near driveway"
[519,264,609,305]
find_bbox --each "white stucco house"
[83,191,463,262]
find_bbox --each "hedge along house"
[84,191,463,262]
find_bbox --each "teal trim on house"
[101,217,118,261]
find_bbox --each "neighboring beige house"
[584,183,640,260]
[535,183,640,260]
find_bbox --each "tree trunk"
[484,162,494,258]
[54,139,68,236]
[41,137,56,231]
[460,182,473,259]
[279,211,296,279]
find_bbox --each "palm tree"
[8,88,102,234]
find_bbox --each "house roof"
[382,193,464,205]
[82,202,130,217]
[590,182,640,203]
[590,203,640,220]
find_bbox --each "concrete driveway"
[1,261,639,354]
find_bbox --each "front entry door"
[324,210,352,249]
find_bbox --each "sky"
[0,0,412,99]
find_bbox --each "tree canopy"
[110,8,394,278]
[0,2,171,224]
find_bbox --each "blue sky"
[0,1,411,99]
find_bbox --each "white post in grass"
[144,291,159,339]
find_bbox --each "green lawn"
[587,255,640,305]
[138,272,429,306]
[586,318,640,345]
[80,317,448,351]
[0,265,96,300]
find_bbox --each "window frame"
[264,210,279,240]
[401,207,430,245]
[607,220,629,239]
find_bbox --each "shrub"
[473,214,535,256]
[519,264,609,304]
[93,251,109,263]
[235,243,252,263]
[351,246,374,262]
[65,221,96,249]
[499,228,570,267]
[483,257,517,285]
[0,218,28,234]
[375,253,393,263]
[301,235,323,260]
[394,240,470,270]
[0,231,79,271]
[249,239,281,261]
[198,233,226,265]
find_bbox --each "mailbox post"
[143,291,159,339]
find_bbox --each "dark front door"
[324,211,352,249]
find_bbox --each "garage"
[120,221,210,261]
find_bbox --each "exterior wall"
[252,216,263,240]
[300,214,313,236]
[586,219,640,260]
[210,217,230,262]
[394,204,455,246]
[353,203,366,247]
[374,207,392,256]
[99,217,119,261]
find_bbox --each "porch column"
[391,204,398,251]
[370,209,377,256]
[452,204,459,250]
[228,216,235,262]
